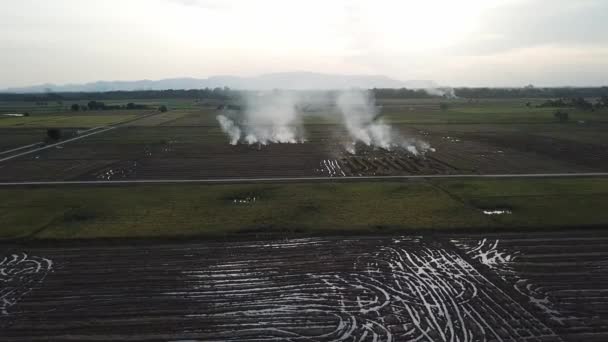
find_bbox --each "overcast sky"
[1,0,607,88]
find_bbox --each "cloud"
[446,0,608,56]
[167,0,231,10]
[437,45,608,86]
[2,0,608,88]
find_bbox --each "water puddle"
[483,209,512,216]
[232,196,258,204]
[442,136,461,143]
[96,162,137,180]
[318,159,346,177]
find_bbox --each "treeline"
[70,101,168,112]
[374,87,608,99]
[75,101,149,111]
[537,96,608,111]
[372,87,608,99]
[453,87,608,99]
[372,88,435,99]
[1,87,608,101]
[0,88,233,102]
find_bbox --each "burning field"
[2,232,607,341]
[0,93,607,182]
[213,89,438,178]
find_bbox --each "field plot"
[0,128,45,151]
[0,123,601,182]
[464,130,608,172]
[1,236,564,341]
[125,110,192,126]
[0,113,140,128]
[452,232,608,341]
[0,99,607,181]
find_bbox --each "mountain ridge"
[2,72,438,93]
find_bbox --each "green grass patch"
[0,178,607,240]
[436,178,608,197]
[0,182,491,240]
[434,178,608,228]
[0,114,138,128]
[382,105,608,125]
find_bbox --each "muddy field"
[1,232,607,341]
[0,119,606,181]
[453,233,608,341]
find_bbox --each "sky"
[1,0,607,88]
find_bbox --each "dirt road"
[0,171,606,186]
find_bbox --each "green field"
[3,98,608,128]
[0,113,139,128]
[0,97,607,240]
[1,177,607,240]
[381,101,608,124]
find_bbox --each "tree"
[571,97,593,111]
[554,110,569,123]
[47,128,62,141]
[439,103,449,111]
[71,103,80,111]
[158,105,168,113]
[87,101,106,110]
[595,95,608,109]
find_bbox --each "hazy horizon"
[2,0,608,88]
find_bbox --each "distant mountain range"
[2,72,438,93]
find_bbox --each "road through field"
[0,172,607,186]
[0,142,43,156]
[0,111,162,163]
[0,126,117,163]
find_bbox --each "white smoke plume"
[336,89,433,156]
[216,89,433,156]
[216,90,305,145]
[216,114,241,145]
[242,91,304,144]
[425,87,457,99]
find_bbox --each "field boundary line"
[0,111,163,163]
[0,126,117,163]
[0,142,43,156]
[0,172,608,186]
[0,126,107,157]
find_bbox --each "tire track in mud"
[0,237,565,341]
[304,238,558,342]
[0,253,53,319]
[451,233,608,342]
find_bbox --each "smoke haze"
[425,87,457,99]
[216,91,304,145]
[216,89,433,155]
[242,91,304,145]
[336,90,433,155]
[216,115,241,145]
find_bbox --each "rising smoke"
[216,89,433,156]
[216,114,241,145]
[425,87,457,99]
[216,90,304,145]
[336,90,392,150]
[336,90,433,155]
